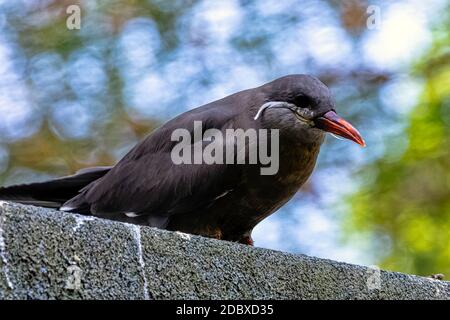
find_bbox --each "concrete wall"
[0,201,448,299]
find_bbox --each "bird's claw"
[239,236,254,246]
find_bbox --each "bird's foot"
[239,236,254,246]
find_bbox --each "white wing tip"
[125,212,140,218]
[60,205,75,212]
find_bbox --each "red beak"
[314,111,366,147]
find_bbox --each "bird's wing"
[0,166,112,209]
[62,104,244,224]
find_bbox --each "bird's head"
[255,74,365,147]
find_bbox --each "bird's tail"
[0,166,111,210]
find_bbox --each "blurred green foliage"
[349,9,450,276]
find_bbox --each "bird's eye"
[293,95,313,108]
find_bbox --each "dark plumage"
[0,74,365,245]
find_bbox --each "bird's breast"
[168,135,324,239]
[217,139,323,232]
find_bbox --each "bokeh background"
[0,0,448,276]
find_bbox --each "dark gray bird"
[0,75,365,245]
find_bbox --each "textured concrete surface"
[0,201,448,300]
